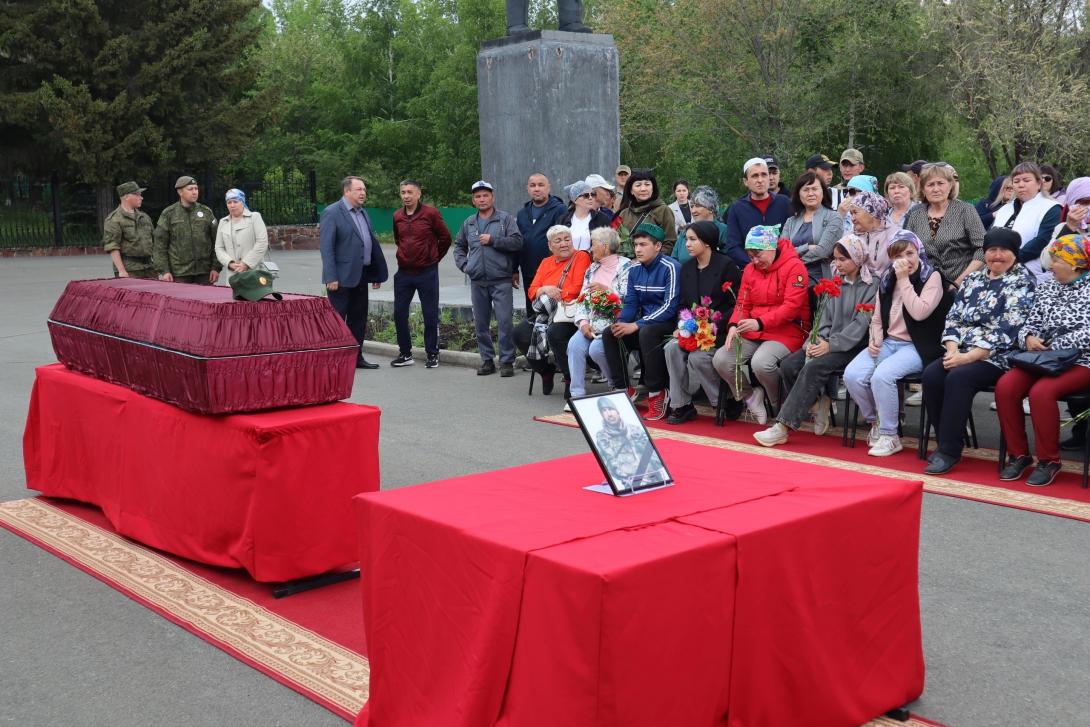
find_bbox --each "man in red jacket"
[391,180,453,368]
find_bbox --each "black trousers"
[513,320,577,377]
[602,320,675,392]
[393,265,439,356]
[328,281,369,357]
[922,358,1003,457]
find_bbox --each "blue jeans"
[567,330,611,397]
[844,338,922,436]
[470,281,515,364]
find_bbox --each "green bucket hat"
[230,269,283,302]
[632,223,665,242]
[116,181,146,198]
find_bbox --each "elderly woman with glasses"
[562,180,612,252]
[991,161,1063,283]
[904,162,986,287]
[214,188,269,282]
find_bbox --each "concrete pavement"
[1,251,1088,726]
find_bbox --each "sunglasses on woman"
[1042,175,1053,182]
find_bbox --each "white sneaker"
[905,390,922,407]
[562,402,572,413]
[867,423,881,447]
[744,386,768,425]
[812,395,831,436]
[989,400,997,410]
[754,422,788,447]
[1023,398,1031,415]
[868,434,903,457]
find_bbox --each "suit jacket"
[320,199,389,287]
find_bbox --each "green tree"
[0,0,273,224]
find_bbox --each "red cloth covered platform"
[354,439,924,727]
[48,278,358,414]
[24,364,380,582]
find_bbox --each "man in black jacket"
[516,173,568,314]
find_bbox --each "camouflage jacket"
[595,422,652,485]
[153,202,220,276]
[102,206,156,275]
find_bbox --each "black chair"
[997,392,1090,488]
[915,386,987,461]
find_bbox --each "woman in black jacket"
[663,220,743,424]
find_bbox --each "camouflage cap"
[230,269,283,302]
[116,181,146,197]
[175,175,198,189]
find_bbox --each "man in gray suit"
[321,176,389,369]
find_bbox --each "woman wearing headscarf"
[561,180,612,252]
[663,221,743,424]
[995,234,1090,487]
[613,169,677,257]
[843,230,954,457]
[974,176,1009,229]
[905,162,986,287]
[991,161,1062,282]
[754,235,878,446]
[215,188,269,282]
[1051,176,1090,240]
[781,171,841,283]
[687,185,742,266]
[920,228,1037,474]
[712,225,809,424]
[846,191,898,278]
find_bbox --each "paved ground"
[1,251,1088,726]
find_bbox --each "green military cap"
[116,181,146,198]
[175,175,198,189]
[230,269,283,302]
[632,223,665,242]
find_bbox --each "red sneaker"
[644,391,669,421]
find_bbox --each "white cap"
[470,180,494,193]
[742,157,768,175]
[584,173,615,191]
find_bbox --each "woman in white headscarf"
[215,188,269,282]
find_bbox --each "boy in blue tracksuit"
[602,223,681,420]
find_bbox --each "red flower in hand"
[855,303,875,314]
[677,334,699,352]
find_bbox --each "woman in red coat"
[712,224,810,423]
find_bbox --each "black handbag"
[1008,348,1081,376]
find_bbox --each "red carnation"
[855,303,875,314]
[721,281,733,293]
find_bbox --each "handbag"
[550,257,579,324]
[1008,348,1081,376]
[259,248,280,278]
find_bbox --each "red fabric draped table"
[24,364,380,582]
[353,439,924,727]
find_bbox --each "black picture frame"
[567,391,673,496]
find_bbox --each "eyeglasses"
[1042,175,1053,182]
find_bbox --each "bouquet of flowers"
[575,288,622,335]
[808,276,843,345]
[675,296,722,352]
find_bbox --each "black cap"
[763,155,780,170]
[804,154,834,170]
[983,227,1021,255]
[901,160,928,175]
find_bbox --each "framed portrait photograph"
[568,391,673,496]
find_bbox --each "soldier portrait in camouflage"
[580,394,668,493]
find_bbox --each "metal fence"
[0,172,319,249]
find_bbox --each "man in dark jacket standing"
[516,173,568,313]
[320,176,389,369]
[390,180,453,369]
[722,158,791,263]
[454,181,524,377]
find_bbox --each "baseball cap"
[470,180,494,193]
[585,173,615,191]
[840,148,864,165]
[230,269,283,302]
[632,223,665,242]
[174,175,198,189]
[763,155,780,170]
[901,160,928,175]
[116,181,146,197]
[742,157,768,175]
[615,165,632,175]
[804,154,834,170]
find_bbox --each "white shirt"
[569,212,592,251]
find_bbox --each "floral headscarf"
[880,229,936,290]
[1049,234,1089,270]
[744,224,781,251]
[225,188,249,210]
[851,191,891,225]
[836,234,873,284]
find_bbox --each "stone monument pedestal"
[477,31,620,214]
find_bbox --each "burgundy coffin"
[47,278,358,414]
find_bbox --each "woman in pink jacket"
[712,225,810,423]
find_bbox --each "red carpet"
[536,411,1090,523]
[1,494,945,727]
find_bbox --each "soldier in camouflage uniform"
[594,396,655,491]
[153,175,221,284]
[102,181,157,279]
